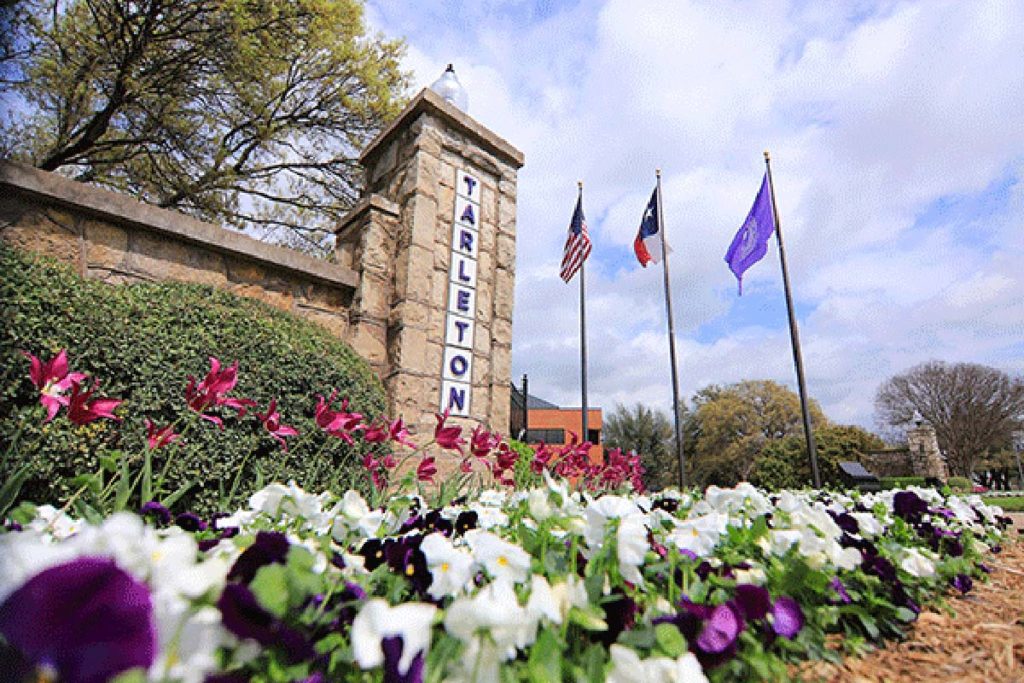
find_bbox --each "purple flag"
[725,174,775,295]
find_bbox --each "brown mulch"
[794,530,1024,682]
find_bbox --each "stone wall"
[864,422,949,479]
[0,88,523,449]
[0,162,358,340]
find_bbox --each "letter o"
[450,354,469,377]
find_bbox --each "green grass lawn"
[982,496,1024,512]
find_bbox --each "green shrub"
[0,245,386,514]
[948,476,972,492]
[879,476,927,490]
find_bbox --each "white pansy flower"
[444,579,537,662]
[464,530,531,583]
[900,548,936,578]
[851,512,885,538]
[668,512,727,557]
[351,599,437,675]
[607,644,709,683]
[151,603,228,683]
[420,532,475,599]
[527,488,554,521]
[332,490,384,539]
[472,505,510,529]
[477,489,507,507]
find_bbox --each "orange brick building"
[525,395,603,462]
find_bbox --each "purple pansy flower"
[951,574,973,595]
[140,501,172,526]
[697,604,743,653]
[0,557,156,683]
[770,596,804,639]
[228,531,290,584]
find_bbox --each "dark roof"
[526,394,559,409]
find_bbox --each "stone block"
[492,318,513,347]
[491,344,512,383]
[350,322,388,368]
[389,299,431,329]
[296,307,349,339]
[496,233,516,271]
[409,195,439,249]
[83,219,128,270]
[498,193,517,235]
[126,231,228,288]
[303,283,350,311]
[494,269,514,319]
[390,327,431,373]
[225,259,266,284]
[0,207,81,267]
[230,283,294,312]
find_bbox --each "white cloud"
[368,0,1024,431]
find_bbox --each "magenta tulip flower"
[22,349,87,422]
[144,418,180,449]
[433,411,465,453]
[416,456,437,483]
[185,358,256,428]
[314,392,363,444]
[256,399,299,451]
[67,380,122,425]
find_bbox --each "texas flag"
[634,188,671,267]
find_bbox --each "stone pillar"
[337,89,524,451]
[907,421,949,480]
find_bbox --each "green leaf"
[251,563,289,618]
[161,480,194,509]
[568,605,607,632]
[527,629,562,683]
[0,464,32,518]
[113,457,132,511]
[654,622,687,658]
[109,669,147,683]
[895,607,918,622]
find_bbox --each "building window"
[525,428,565,444]
[587,429,600,445]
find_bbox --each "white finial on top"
[429,64,469,112]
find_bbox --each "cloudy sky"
[366,0,1024,431]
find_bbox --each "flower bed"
[0,479,1010,682]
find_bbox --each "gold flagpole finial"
[763,150,771,161]
[577,180,583,190]
[656,168,662,178]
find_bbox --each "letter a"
[460,204,476,226]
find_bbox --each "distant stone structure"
[864,420,949,480]
[0,87,524,451]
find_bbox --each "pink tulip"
[67,380,122,426]
[387,418,416,449]
[144,419,180,450]
[185,358,256,428]
[433,411,465,453]
[314,392,363,444]
[22,349,86,422]
[362,420,389,444]
[255,399,299,451]
[470,425,501,460]
[416,456,437,483]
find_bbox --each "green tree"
[602,403,677,490]
[875,361,1024,477]
[1,0,408,252]
[687,380,827,487]
[751,424,885,490]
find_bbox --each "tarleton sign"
[441,168,480,416]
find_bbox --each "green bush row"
[0,245,386,515]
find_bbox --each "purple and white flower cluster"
[0,478,1009,682]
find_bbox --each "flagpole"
[578,181,589,443]
[655,170,688,489]
[763,151,821,488]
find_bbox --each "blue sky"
[366,0,1024,431]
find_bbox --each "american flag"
[560,195,592,282]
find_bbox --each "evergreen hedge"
[0,245,386,514]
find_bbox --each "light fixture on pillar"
[430,64,469,111]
